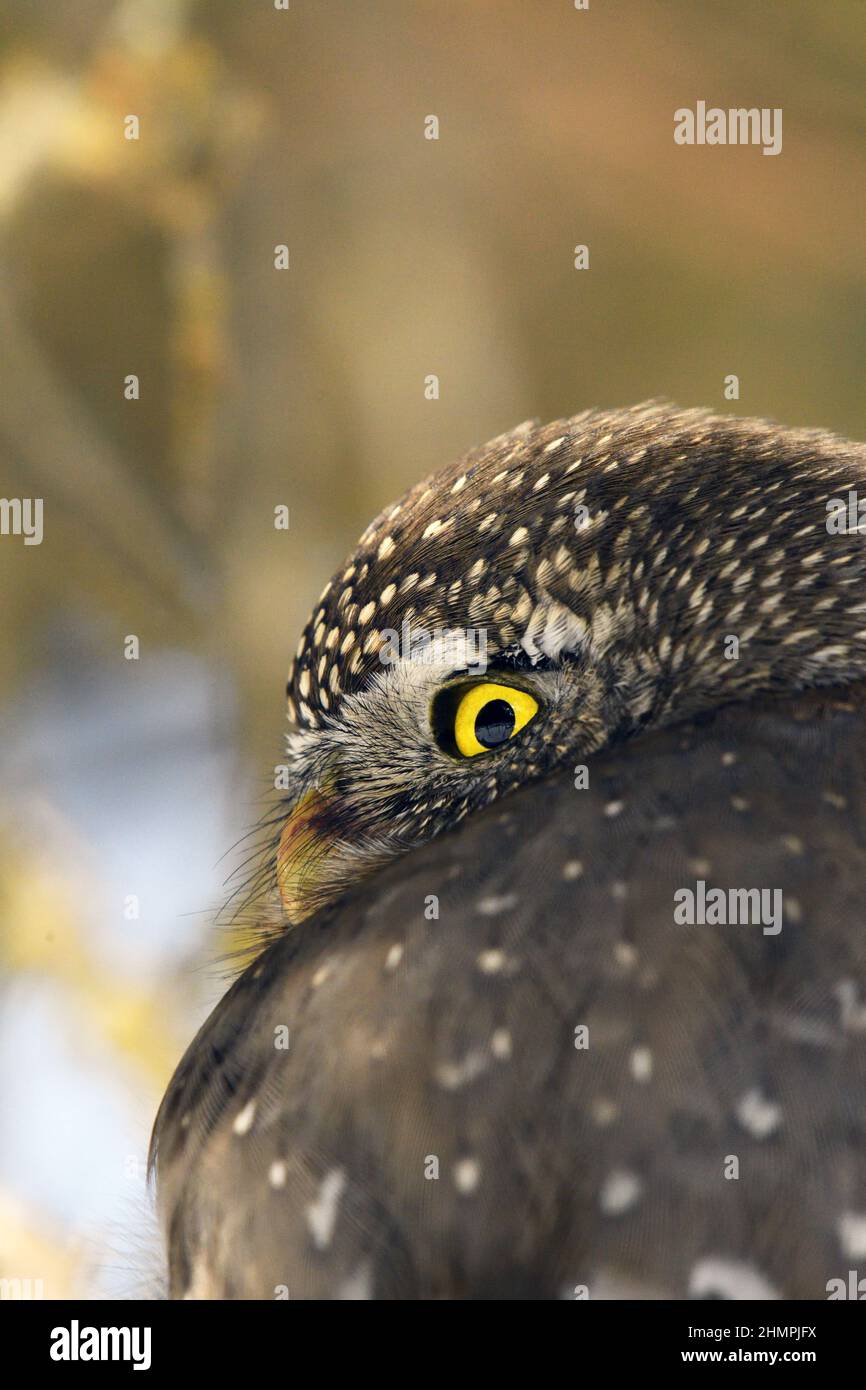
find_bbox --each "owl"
[152,404,866,1299]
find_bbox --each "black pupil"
[474,698,516,749]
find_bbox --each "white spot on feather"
[736,1088,782,1139]
[306,1169,347,1249]
[838,1212,866,1260]
[689,1257,780,1301]
[477,893,517,916]
[599,1169,642,1216]
[269,1160,287,1189]
[232,1100,256,1136]
[454,1158,482,1194]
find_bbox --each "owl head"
[276,403,866,921]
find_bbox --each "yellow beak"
[276,788,337,922]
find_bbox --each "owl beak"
[276,787,338,922]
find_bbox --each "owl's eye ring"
[432,680,541,759]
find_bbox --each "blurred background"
[0,0,862,1298]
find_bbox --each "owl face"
[277,631,617,922]
[276,407,664,923]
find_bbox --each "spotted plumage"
[288,403,866,728]
[153,405,866,1300]
[276,404,866,923]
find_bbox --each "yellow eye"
[451,681,540,758]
